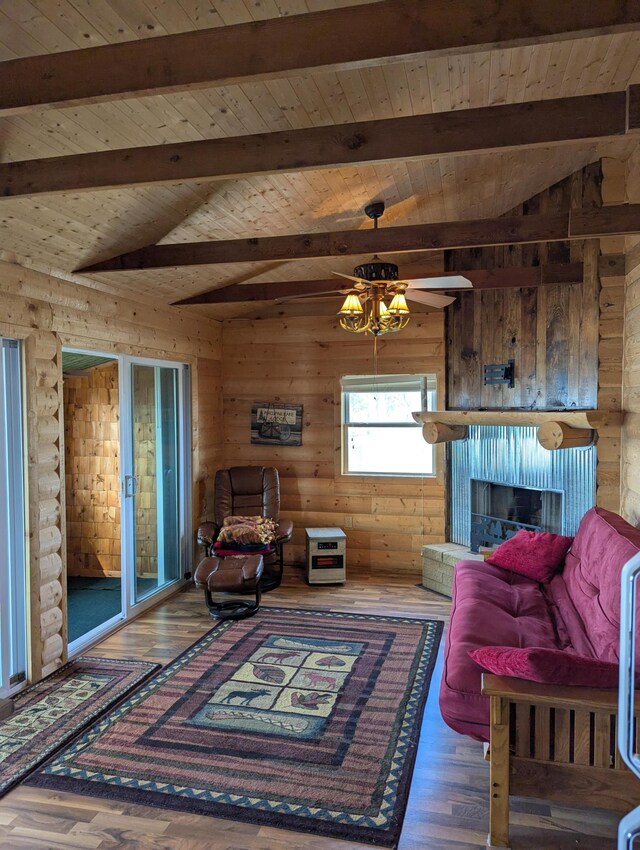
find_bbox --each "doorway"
[62,349,190,651]
[62,352,122,644]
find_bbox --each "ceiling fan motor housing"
[353,260,399,282]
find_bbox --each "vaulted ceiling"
[1,0,640,319]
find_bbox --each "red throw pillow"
[486,529,573,582]
[469,645,620,688]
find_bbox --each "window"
[341,374,436,476]
[0,338,27,695]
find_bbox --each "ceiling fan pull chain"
[373,335,378,381]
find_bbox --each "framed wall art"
[251,401,303,446]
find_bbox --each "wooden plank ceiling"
[1,0,640,319]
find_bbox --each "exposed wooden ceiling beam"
[4,88,638,200]
[2,0,640,116]
[78,206,639,273]
[172,264,584,305]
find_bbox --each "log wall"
[63,362,121,577]
[622,147,640,525]
[220,313,446,574]
[23,330,65,680]
[0,260,222,680]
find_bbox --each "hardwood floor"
[0,567,620,849]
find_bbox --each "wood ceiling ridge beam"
[77,206,640,274]
[171,263,585,306]
[4,87,639,201]
[2,1,640,116]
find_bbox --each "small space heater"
[305,527,346,584]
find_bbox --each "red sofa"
[440,506,640,742]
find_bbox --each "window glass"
[341,374,436,477]
[347,390,421,424]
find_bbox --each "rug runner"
[0,656,159,797]
[28,609,443,848]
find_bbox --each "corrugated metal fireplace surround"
[450,425,596,547]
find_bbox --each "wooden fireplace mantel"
[413,410,623,449]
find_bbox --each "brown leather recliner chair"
[197,466,293,591]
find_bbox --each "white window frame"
[341,373,437,477]
[0,338,27,697]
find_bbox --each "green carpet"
[67,577,156,642]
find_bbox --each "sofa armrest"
[481,673,634,711]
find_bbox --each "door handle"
[123,475,138,498]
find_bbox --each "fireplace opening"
[470,479,563,553]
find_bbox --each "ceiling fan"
[273,202,469,337]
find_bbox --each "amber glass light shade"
[388,292,410,315]
[338,293,363,316]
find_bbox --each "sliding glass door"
[0,338,26,695]
[121,356,190,611]
[64,348,190,653]
[127,363,182,602]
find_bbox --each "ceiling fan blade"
[401,275,473,290]
[333,271,365,284]
[275,289,350,303]
[404,289,456,308]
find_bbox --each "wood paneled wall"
[63,362,120,578]
[220,314,446,575]
[622,147,640,525]
[598,158,626,513]
[0,260,222,680]
[445,162,624,513]
[446,165,601,410]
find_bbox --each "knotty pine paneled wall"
[598,158,626,514]
[63,362,121,578]
[221,314,446,575]
[1,260,222,681]
[622,146,640,525]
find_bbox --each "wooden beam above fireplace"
[414,410,622,429]
[415,410,622,449]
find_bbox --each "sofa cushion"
[439,559,560,742]
[556,507,640,663]
[468,645,621,688]
[486,529,573,583]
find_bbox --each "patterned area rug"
[28,609,443,847]
[0,656,159,797]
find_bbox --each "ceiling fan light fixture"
[332,200,454,337]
